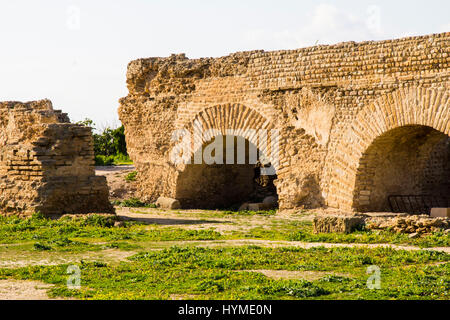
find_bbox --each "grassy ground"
[0,211,448,300]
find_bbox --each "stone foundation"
[0,100,113,216]
[365,215,450,234]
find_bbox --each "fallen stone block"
[262,196,278,209]
[313,214,366,234]
[430,208,450,218]
[156,197,181,209]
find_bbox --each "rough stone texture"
[156,196,181,209]
[313,214,367,234]
[431,207,450,218]
[0,100,113,216]
[119,32,450,211]
[365,215,450,234]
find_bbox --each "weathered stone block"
[313,214,366,234]
[156,196,181,209]
[430,208,450,218]
[0,100,113,216]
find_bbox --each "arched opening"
[353,125,450,214]
[175,135,278,209]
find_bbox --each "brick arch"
[323,86,449,211]
[175,103,282,171]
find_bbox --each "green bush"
[95,154,132,166]
[113,153,132,165]
[95,155,115,166]
[77,119,131,166]
[125,171,137,182]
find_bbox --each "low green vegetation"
[0,214,222,247]
[0,246,448,299]
[0,211,448,300]
[127,208,449,248]
[95,154,132,166]
[231,221,450,248]
[124,171,138,182]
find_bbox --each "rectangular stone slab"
[430,208,450,218]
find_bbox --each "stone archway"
[323,87,449,211]
[175,135,278,209]
[172,103,282,209]
[353,125,450,212]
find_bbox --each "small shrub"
[83,215,117,228]
[125,171,137,182]
[113,153,132,165]
[95,155,114,166]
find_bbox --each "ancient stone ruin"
[0,100,113,216]
[119,32,449,214]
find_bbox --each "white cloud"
[244,3,385,50]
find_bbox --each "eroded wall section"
[0,100,113,216]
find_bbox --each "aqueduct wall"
[119,32,450,212]
[0,100,113,216]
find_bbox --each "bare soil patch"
[0,248,136,268]
[96,165,137,200]
[0,279,55,300]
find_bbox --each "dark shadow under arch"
[175,135,278,209]
[353,125,450,213]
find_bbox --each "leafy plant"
[125,171,137,182]
[77,118,131,166]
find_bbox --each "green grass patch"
[0,214,222,248]
[95,154,132,166]
[0,246,448,300]
[226,219,450,247]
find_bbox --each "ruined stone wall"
[0,100,113,216]
[119,32,449,211]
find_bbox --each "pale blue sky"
[1,0,449,128]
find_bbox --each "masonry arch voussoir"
[175,103,282,171]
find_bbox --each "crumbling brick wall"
[0,100,113,216]
[119,32,449,211]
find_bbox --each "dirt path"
[96,165,136,200]
[0,280,56,300]
[0,249,135,269]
